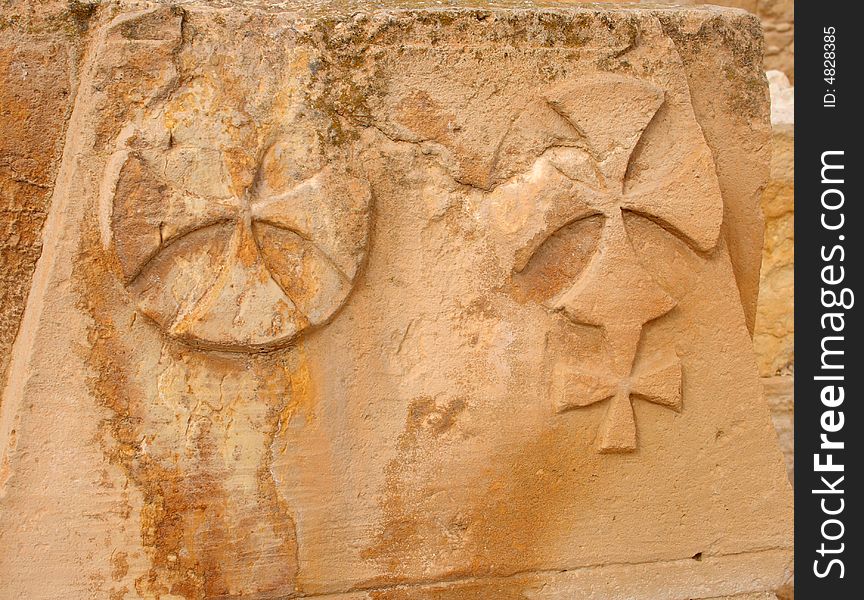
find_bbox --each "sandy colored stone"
[704,1,793,82]
[763,375,792,486]
[0,2,95,403]
[775,580,793,600]
[599,0,794,81]
[1,2,791,598]
[754,71,793,377]
[710,594,779,600]
[766,70,793,125]
[757,71,794,600]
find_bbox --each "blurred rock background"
[760,70,794,488]
[759,63,794,600]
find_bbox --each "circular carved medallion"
[102,133,371,351]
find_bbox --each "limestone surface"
[0,1,87,400]
[606,0,794,81]
[0,2,792,599]
[755,66,795,600]
[754,70,793,378]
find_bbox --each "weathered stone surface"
[763,375,793,486]
[754,70,793,377]
[757,68,795,600]
[610,0,794,81]
[712,594,780,600]
[0,1,93,403]
[716,1,793,82]
[0,2,792,598]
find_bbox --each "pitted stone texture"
[686,0,794,82]
[712,594,780,600]
[0,2,791,599]
[764,375,793,485]
[592,0,794,81]
[0,4,88,404]
[755,70,793,377]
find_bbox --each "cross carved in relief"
[507,75,724,452]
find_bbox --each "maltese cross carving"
[506,74,724,452]
[552,352,682,452]
[100,134,371,352]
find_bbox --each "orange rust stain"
[234,219,259,269]
[394,91,492,187]
[262,341,317,456]
[92,10,183,152]
[259,145,292,192]
[462,424,601,579]
[66,10,346,598]
[368,575,541,600]
[252,354,304,595]
[510,215,604,305]
[253,224,322,325]
[363,396,466,582]
[363,390,601,590]
[110,551,130,582]
[74,216,303,598]
[77,206,591,596]
[222,147,257,198]
[0,41,74,403]
[109,586,130,600]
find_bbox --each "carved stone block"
[0,2,792,598]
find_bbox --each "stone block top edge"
[1,0,759,38]
[67,0,760,19]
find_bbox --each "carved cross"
[552,353,682,452]
[101,137,370,351]
[505,75,724,451]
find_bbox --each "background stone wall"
[760,71,794,487]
